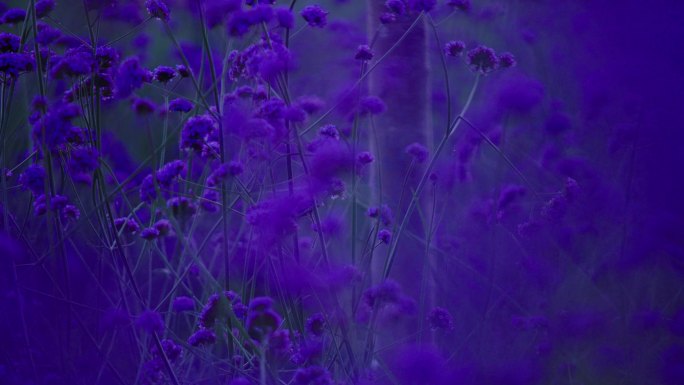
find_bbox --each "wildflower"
[269,329,292,355]
[153,65,176,83]
[188,328,216,347]
[35,0,56,19]
[115,57,148,98]
[136,310,164,334]
[355,45,374,61]
[467,45,499,74]
[172,296,194,312]
[297,95,325,114]
[378,229,392,244]
[0,33,19,53]
[140,228,160,240]
[168,196,198,219]
[385,0,406,15]
[132,98,156,115]
[357,151,374,165]
[19,165,46,195]
[306,313,326,337]
[379,12,396,24]
[444,40,466,57]
[168,98,193,113]
[36,23,61,46]
[154,219,172,236]
[145,0,170,21]
[405,142,429,163]
[176,64,190,78]
[114,217,140,234]
[181,115,215,152]
[427,307,454,330]
[301,5,328,28]
[0,53,34,77]
[96,46,120,69]
[359,95,387,115]
[498,52,516,68]
[50,49,96,79]
[318,124,339,140]
[152,339,182,362]
[246,296,282,342]
[68,147,99,184]
[2,9,25,24]
[275,7,294,28]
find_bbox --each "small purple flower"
[319,124,339,139]
[136,310,164,334]
[0,33,20,53]
[444,40,466,57]
[405,142,429,163]
[293,365,332,385]
[385,0,406,15]
[467,45,499,74]
[181,115,214,152]
[19,165,46,195]
[188,328,216,347]
[154,219,172,236]
[355,45,374,61]
[140,227,160,240]
[275,7,294,28]
[145,0,170,21]
[114,217,140,234]
[305,313,326,337]
[168,98,193,113]
[428,307,454,330]
[176,64,190,78]
[301,5,328,28]
[378,229,392,244]
[35,0,56,19]
[357,151,374,166]
[2,9,26,24]
[498,52,516,68]
[132,97,156,115]
[172,296,194,312]
[153,65,176,83]
[359,96,387,115]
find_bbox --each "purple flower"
[378,229,392,244]
[172,296,194,312]
[153,65,176,83]
[68,147,99,184]
[385,0,406,15]
[0,33,19,53]
[132,97,156,115]
[188,328,216,347]
[467,45,499,74]
[115,57,148,98]
[154,219,172,236]
[498,52,516,68]
[181,115,215,152]
[145,0,170,21]
[152,339,182,362]
[405,142,429,163]
[246,296,282,342]
[36,23,61,46]
[35,0,56,19]
[355,45,374,61]
[301,5,328,28]
[168,98,193,113]
[135,310,164,334]
[140,228,160,240]
[359,96,387,115]
[19,165,46,195]
[2,9,25,24]
[176,64,190,78]
[427,307,454,330]
[444,40,466,57]
[357,151,374,166]
[305,313,326,337]
[275,7,294,29]
[0,53,34,77]
[114,217,140,234]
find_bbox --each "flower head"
[301,5,328,28]
[444,40,466,57]
[467,45,499,74]
[145,0,170,21]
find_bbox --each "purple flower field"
[1,0,683,384]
